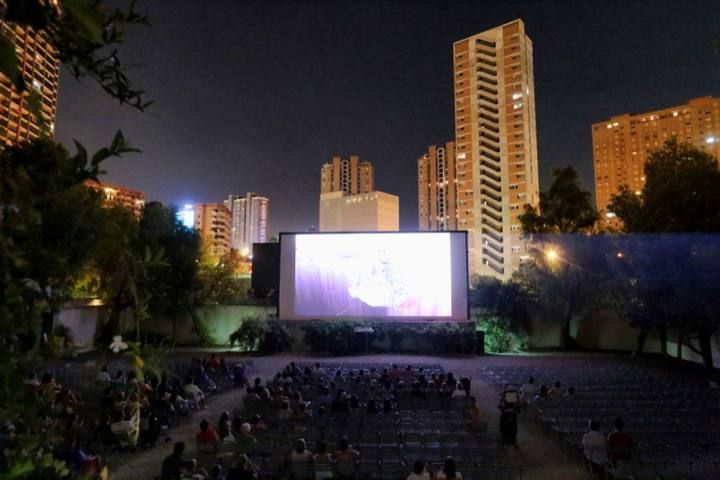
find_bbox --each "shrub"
[229,317,292,354]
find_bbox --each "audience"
[407,460,430,480]
[161,442,203,480]
[581,420,607,472]
[607,417,634,463]
[287,438,314,480]
[334,436,359,479]
[227,454,258,480]
[436,456,461,480]
[196,420,220,452]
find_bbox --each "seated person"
[366,399,379,415]
[235,423,257,454]
[227,454,258,480]
[183,378,205,408]
[548,381,564,400]
[333,437,359,479]
[436,457,461,480]
[607,417,634,463]
[196,420,220,451]
[54,438,102,475]
[466,397,487,433]
[217,412,232,441]
[161,441,202,480]
[24,372,40,389]
[518,376,537,403]
[249,414,268,433]
[407,460,430,480]
[314,441,333,480]
[287,438,314,480]
[382,399,394,414]
[451,384,466,399]
[581,420,607,471]
[331,391,350,414]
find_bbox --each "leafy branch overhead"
[0,0,152,110]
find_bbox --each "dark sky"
[55,0,720,235]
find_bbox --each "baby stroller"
[498,384,520,446]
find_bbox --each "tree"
[138,202,202,344]
[516,166,606,350]
[470,276,532,352]
[514,234,614,350]
[608,139,720,369]
[609,138,720,232]
[519,166,598,234]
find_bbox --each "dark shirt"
[161,453,194,479]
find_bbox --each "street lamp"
[545,247,560,264]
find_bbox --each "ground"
[106,353,604,480]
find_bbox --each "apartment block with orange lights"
[592,96,720,217]
[418,142,458,231]
[320,155,374,196]
[453,19,540,279]
[194,203,232,260]
[84,180,145,218]
[0,18,59,146]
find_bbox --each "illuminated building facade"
[84,180,145,218]
[320,155,374,196]
[0,10,60,146]
[453,19,540,279]
[418,142,458,231]
[224,192,270,254]
[319,191,399,232]
[592,96,720,217]
[194,203,232,259]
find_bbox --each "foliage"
[607,139,720,369]
[470,276,532,353]
[1,0,151,114]
[198,250,250,305]
[519,166,598,234]
[301,320,475,355]
[229,317,291,354]
[513,234,616,350]
[609,138,720,233]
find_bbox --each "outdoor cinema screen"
[279,232,468,321]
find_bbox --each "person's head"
[41,372,53,384]
[457,383,464,391]
[316,440,327,455]
[100,365,108,373]
[413,460,425,475]
[220,411,230,422]
[173,441,186,456]
[281,401,290,410]
[567,386,576,395]
[210,464,222,479]
[295,438,306,454]
[200,420,209,432]
[554,381,561,389]
[240,423,252,435]
[185,376,194,385]
[614,417,625,432]
[115,371,123,379]
[589,420,600,432]
[339,437,350,451]
[251,414,261,424]
[298,402,307,412]
[350,395,359,408]
[254,377,261,386]
[443,457,457,477]
[528,376,534,384]
[383,399,393,412]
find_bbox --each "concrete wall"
[57,304,276,347]
[528,308,720,366]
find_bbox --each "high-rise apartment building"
[320,155,374,195]
[194,203,232,260]
[0,13,60,146]
[84,180,145,218]
[453,19,540,279]
[224,193,270,254]
[592,96,720,216]
[319,191,399,232]
[418,142,458,231]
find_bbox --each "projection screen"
[279,232,469,321]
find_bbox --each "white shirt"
[582,430,607,464]
[407,472,430,480]
[519,383,537,397]
[436,471,462,480]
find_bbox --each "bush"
[229,317,292,354]
[475,315,526,353]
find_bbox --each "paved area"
[109,354,589,480]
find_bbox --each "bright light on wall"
[706,136,716,144]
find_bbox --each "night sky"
[55,0,720,235]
